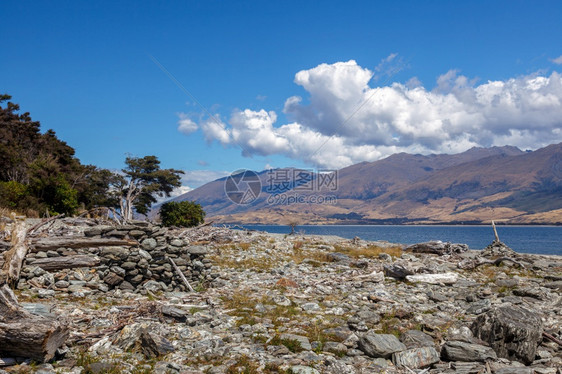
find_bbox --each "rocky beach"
[1,217,561,373]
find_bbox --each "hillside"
[173,143,562,225]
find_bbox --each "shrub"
[160,200,205,227]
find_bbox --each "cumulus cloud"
[551,55,562,65]
[187,59,562,168]
[177,113,198,134]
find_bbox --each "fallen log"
[0,221,28,288]
[30,237,138,252]
[0,284,69,362]
[27,255,101,271]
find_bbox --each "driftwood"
[0,221,28,288]
[169,257,194,292]
[30,237,137,252]
[27,214,65,237]
[543,331,562,346]
[0,284,69,362]
[27,255,101,271]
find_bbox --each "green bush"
[0,181,28,208]
[160,200,205,227]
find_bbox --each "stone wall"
[19,222,214,295]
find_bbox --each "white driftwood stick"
[168,257,194,292]
[405,272,459,285]
[491,220,500,242]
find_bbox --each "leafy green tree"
[160,200,205,227]
[115,155,184,221]
[0,94,117,216]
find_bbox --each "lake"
[238,225,562,256]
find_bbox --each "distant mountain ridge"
[171,143,562,225]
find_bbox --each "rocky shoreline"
[1,218,561,373]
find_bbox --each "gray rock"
[128,230,146,238]
[121,261,137,270]
[101,246,129,260]
[290,366,320,374]
[392,346,440,368]
[188,245,208,255]
[55,280,70,289]
[141,238,157,250]
[103,272,124,286]
[37,289,55,298]
[466,298,491,315]
[21,302,54,318]
[143,280,162,292]
[140,328,175,358]
[138,249,152,260]
[400,330,435,348]
[383,263,415,280]
[471,305,543,365]
[170,239,183,247]
[358,332,406,358]
[327,252,351,263]
[441,340,497,362]
[322,341,347,355]
[119,281,135,291]
[302,302,321,312]
[110,266,126,277]
[162,305,188,321]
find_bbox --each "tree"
[114,155,183,221]
[160,200,205,227]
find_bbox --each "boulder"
[392,346,440,368]
[358,332,406,358]
[441,340,497,362]
[399,330,435,349]
[471,305,543,365]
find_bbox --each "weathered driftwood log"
[0,284,69,362]
[0,222,28,288]
[30,237,137,252]
[27,255,101,271]
[408,241,468,255]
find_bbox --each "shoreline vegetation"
[0,217,561,373]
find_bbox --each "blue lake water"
[238,225,562,256]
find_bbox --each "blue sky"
[2,1,562,193]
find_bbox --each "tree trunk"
[27,255,101,271]
[0,285,69,362]
[30,237,137,252]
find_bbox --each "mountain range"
[171,143,562,225]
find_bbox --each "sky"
[2,0,562,196]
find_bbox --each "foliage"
[159,200,205,227]
[112,155,184,221]
[0,94,170,217]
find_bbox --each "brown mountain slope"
[171,143,562,224]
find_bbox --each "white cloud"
[551,55,562,65]
[200,116,231,144]
[177,113,198,134]
[193,59,562,169]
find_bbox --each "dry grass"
[291,247,331,265]
[334,244,403,258]
[210,254,278,272]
